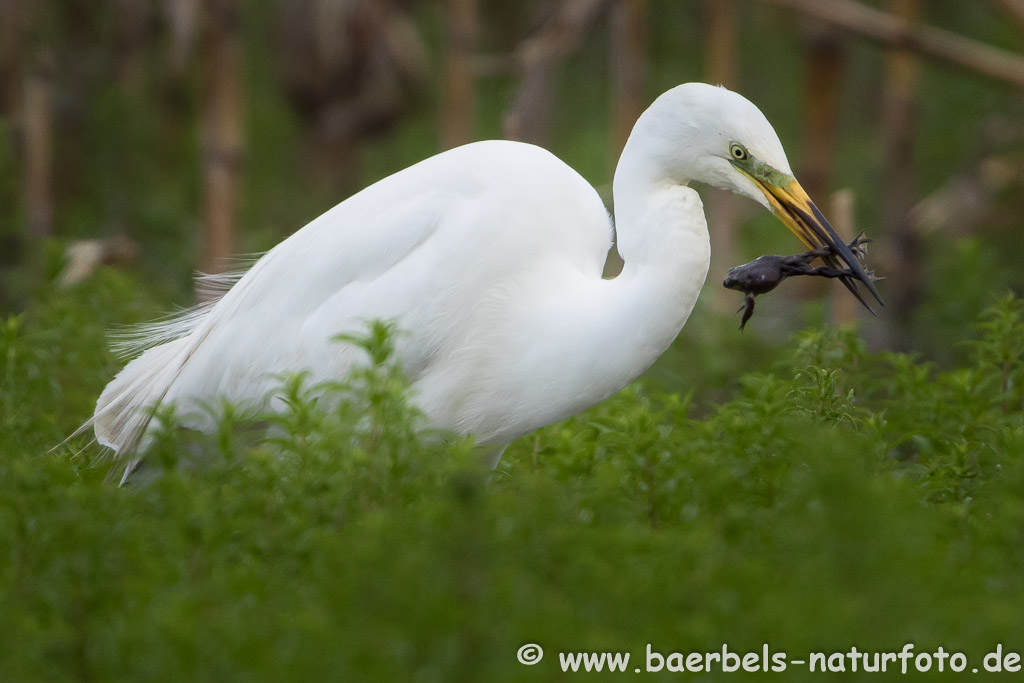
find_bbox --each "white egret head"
[633,82,883,310]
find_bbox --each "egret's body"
[91,84,880,476]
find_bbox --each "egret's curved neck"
[609,125,711,349]
[613,131,674,253]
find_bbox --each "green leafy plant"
[2,280,1024,681]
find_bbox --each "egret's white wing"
[92,140,613,457]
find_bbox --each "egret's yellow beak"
[757,178,884,312]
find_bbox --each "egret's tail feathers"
[108,265,252,361]
[109,299,218,361]
[92,337,191,459]
[194,265,252,301]
[65,265,251,484]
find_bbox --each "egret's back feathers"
[88,141,614,460]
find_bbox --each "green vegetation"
[1,276,1022,681]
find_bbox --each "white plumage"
[89,83,874,478]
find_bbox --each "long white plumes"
[68,262,257,484]
[108,303,212,361]
[107,267,249,361]
[195,264,254,300]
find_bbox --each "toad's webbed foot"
[737,292,756,332]
[779,233,873,272]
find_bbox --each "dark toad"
[723,234,880,331]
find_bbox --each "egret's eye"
[729,143,749,161]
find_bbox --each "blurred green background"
[2,0,1024,680]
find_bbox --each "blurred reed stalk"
[609,0,647,156]
[828,189,858,326]
[0,0,21,130]
[24,50,54,240]
[881,0,921,347]
[792,19,844,309]
[703,0,739,313]
[441,0,478,149]
[199,0,244,278]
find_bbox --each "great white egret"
[87,83,881,481]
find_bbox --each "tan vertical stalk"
[441,0,478,149]
[199,0,245,278]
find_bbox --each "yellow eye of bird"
[730,143,748,161]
